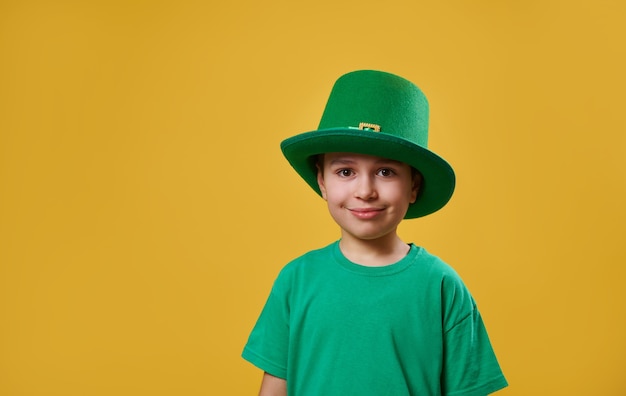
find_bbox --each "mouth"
[348,207,384,219]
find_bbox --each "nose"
[354,175,378,200]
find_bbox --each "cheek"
[322,184,350,207]
[323,188,340,204]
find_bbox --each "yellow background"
[1,0,625,394]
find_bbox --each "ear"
[316,163,328,200]
[409,172,422,204]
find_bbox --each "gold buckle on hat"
[358,122,381,132]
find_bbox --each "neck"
[339,232,410,267]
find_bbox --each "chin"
[343,228,397,242]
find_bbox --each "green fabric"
[242,242,507,395]
[280,70,456,219]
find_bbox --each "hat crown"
[318,70,429,147]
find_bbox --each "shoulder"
[281,241,336,271]
[412,247,477,322]
[271,242,337,289]
[412,246,464,285]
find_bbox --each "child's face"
[316,152,420,244]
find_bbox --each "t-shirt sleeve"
[440,278,508,396]
[241,278,290,379]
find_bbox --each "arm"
[259,372,286,396]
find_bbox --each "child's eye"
[337,169,354,177]
[377,168,395,177]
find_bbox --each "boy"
[242,70,507,395]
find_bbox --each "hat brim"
[280,128,455,219]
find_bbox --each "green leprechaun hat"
[280,70,455,219]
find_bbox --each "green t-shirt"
[242,241,507,395]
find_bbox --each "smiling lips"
[348,207,385,219]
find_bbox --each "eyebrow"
[328,158,356,166]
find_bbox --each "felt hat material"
[280,70,455,219]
